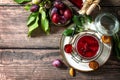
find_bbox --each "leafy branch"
[63,15,92,36]
[14,0,51,37]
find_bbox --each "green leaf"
[40,8,50,34]
[72,15,82,26]
[24,4,32,11]
[27,16,36,26]
[14,0,31,4]
[41,18,50,34]
[41,10,46,20]
[28,16,39,36]
[63,29,74,36]
[78,27,84,32]
[85,15,92,23]
[27,12,39,26]
[80,16,85,25]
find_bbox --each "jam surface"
[76,35,99,59]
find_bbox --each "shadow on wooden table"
[29,24,67,37]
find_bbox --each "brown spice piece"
[69,68,76,77]
[101,35,111,44]
[89,61,99,70]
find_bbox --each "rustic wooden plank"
[0,0,120,80]
[100,0,120,6]
[0,49,61,64]
[0,6,120,49]
[0,0,120,6]
[0,49,64,80]
[0,49,120,80]
[0,6,66,49]
[0,0,17,5]
[91,6,120,20]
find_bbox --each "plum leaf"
[63,29,74,36]
[24,4,32,11]
[27,12,39,37]
[14,0,31,4]
[39,7,50,34]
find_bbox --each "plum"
[52,13,60,24]
[59,9,65,15]
[59,16,67,24]
[50,7,58,17]
[30,5,39,12]
[54,0,65,9]
[64,9,72,20]
[64,44,73,53]
[52,59,63,68]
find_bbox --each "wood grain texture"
[0,6,66,49]
[0,6,120,48]
[0,49,120,80]
[1,1,119,48]
[0,0,120,80]
[100,0,120,6]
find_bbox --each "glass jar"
[71,32,102,62]
[94,13,119,36]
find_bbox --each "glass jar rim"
[95,13,119,36]
[73,33,102,60]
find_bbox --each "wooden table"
[0,0,120,80]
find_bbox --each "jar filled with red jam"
[74,34,101,60]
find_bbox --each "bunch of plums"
[50,0,73,25]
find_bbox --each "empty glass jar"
[94,13,119,36]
